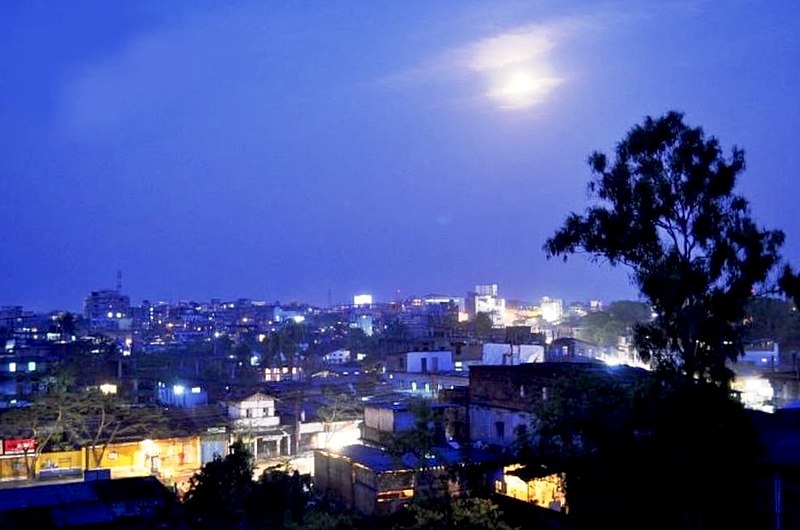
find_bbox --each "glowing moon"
[487,69,563,110]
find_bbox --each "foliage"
[183,440,257,529]
[285,508,360,530]
[743,296,800,344]
[401,497,517,530]
[346,328,377,357]
[472,312,494,339]
[576,300,651,347]
[65,391,169,468]
[0,395,72,479]
[257,467,312,528]
[528,370,760,529]
[317,387,363,439]
[183,440,313,530]
[545,111,785,385]
[384,399,438,465]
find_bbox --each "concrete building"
[468,363,646,448]
[466,284,506,328]
[322,349,352,365]
[360,400,450,446]
[84,290,131,332]
[547,337,604,362]
[539,297,564,324]
[314,444,491,516]
[225,392,289,460]
[156,382,209,408]
[406,350,453,373]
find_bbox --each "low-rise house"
[0,476,181,529]
[225,391,289,460]
[314,444,493,515]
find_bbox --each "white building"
[406,350,453,373]
[481,343,544,366]
[323,349,352,365]
[227,392,280,430]
[539,297,564,324]
[467,284,506,328]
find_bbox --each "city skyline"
[2,1,798,311]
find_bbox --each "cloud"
[58,4,278,140]
[376,18,584,111]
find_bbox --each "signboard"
[3,438,36,454]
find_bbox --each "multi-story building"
[84,290,131,332]
[466,284,506,328]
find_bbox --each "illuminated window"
[377,489,414,502]
[8,362,16,373]
[27,361,36,372]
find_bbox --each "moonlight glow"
[466,24,566,111]
[487,69,563,110]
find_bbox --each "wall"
[0,435,203,484]
[314,450,354,507]
[469,405,532,447]
[406,351,453,373]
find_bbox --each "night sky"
[2,1,799,311]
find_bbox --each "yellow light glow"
[99,383,117,395]
[140,439,155,455]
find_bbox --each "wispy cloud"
[375,6,645,111]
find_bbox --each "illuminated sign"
[3,438,36,454]
[353,294,373,306]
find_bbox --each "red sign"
[3,438,36,454]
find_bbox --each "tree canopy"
[545,111,785,385]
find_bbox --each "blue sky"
[2,1,799,310]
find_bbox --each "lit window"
[8,362,16,373]
[27,361,36,372]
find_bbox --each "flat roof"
[323,443,496,473]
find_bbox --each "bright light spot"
[116,312,122,318]
[353,294,373,306]
[141,439,155,454]
[487,70,562,109]
[173,384,185,395]
[292,315,306,323]
[466,24,566,110]
[27,361,36,372]
[107,312,114,318]
[602,356,622,367]
[191,386,201,394]
[8,362,16,373]
[100,383,118,395]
